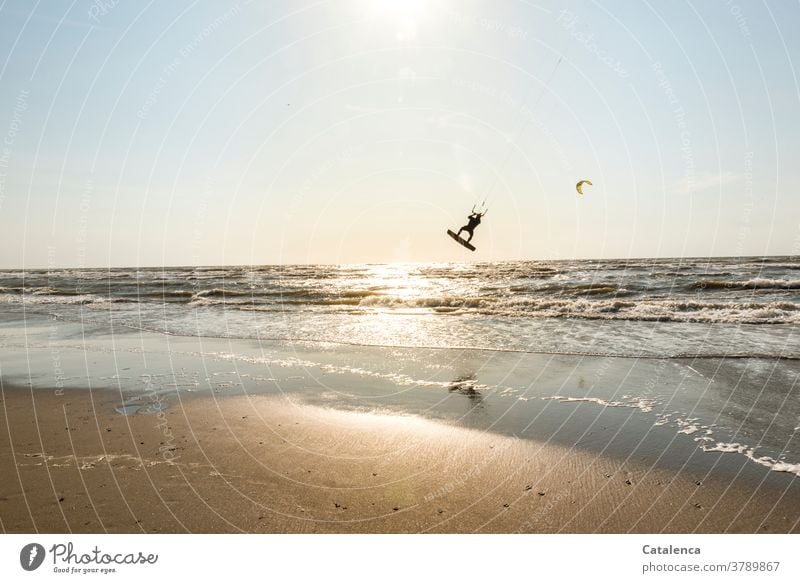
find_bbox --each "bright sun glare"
[364,0,438,38]
[366,0,432,19]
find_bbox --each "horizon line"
[3,253,798,271]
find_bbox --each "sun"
[362,0,439,33]
[361,0,440,41]
[366,0,432,20]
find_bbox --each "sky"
[0,0,799,267]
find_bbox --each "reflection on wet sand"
[449,374,483,407]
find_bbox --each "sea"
[1,256,799,477]
[1,256,798,355]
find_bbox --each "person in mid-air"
[457,210,485,242]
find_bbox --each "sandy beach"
[2,382,799,534]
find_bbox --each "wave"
[6,290,798,324]
[30,287,86,296]
[1,287,201,303]
[701,442,800,477]
[27,310,797,360]
[651,271,734,278]
[507,282,626,295]
[545,395,800,476]
[29,299,800,326]
[496,298,799,324]
[537,283,629,295]
[543,395,659,413]
[692,278,800,291]
[348,295,800,324]
[0,293,127,306]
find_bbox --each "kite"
[576,180,592,195]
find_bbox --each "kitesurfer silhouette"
[456,209,485,243]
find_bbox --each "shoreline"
[14,308,800,362]
[1,383,799,533]
[4,254,797,272]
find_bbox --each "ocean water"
[1,258,799,478]
[1,257,798,357]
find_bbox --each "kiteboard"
[447,230,476,252]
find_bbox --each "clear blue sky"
[1,0,798,267]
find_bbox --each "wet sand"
[1,384,798,533]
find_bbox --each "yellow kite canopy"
[576,179,592,195]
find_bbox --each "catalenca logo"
[20,543,46,571]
